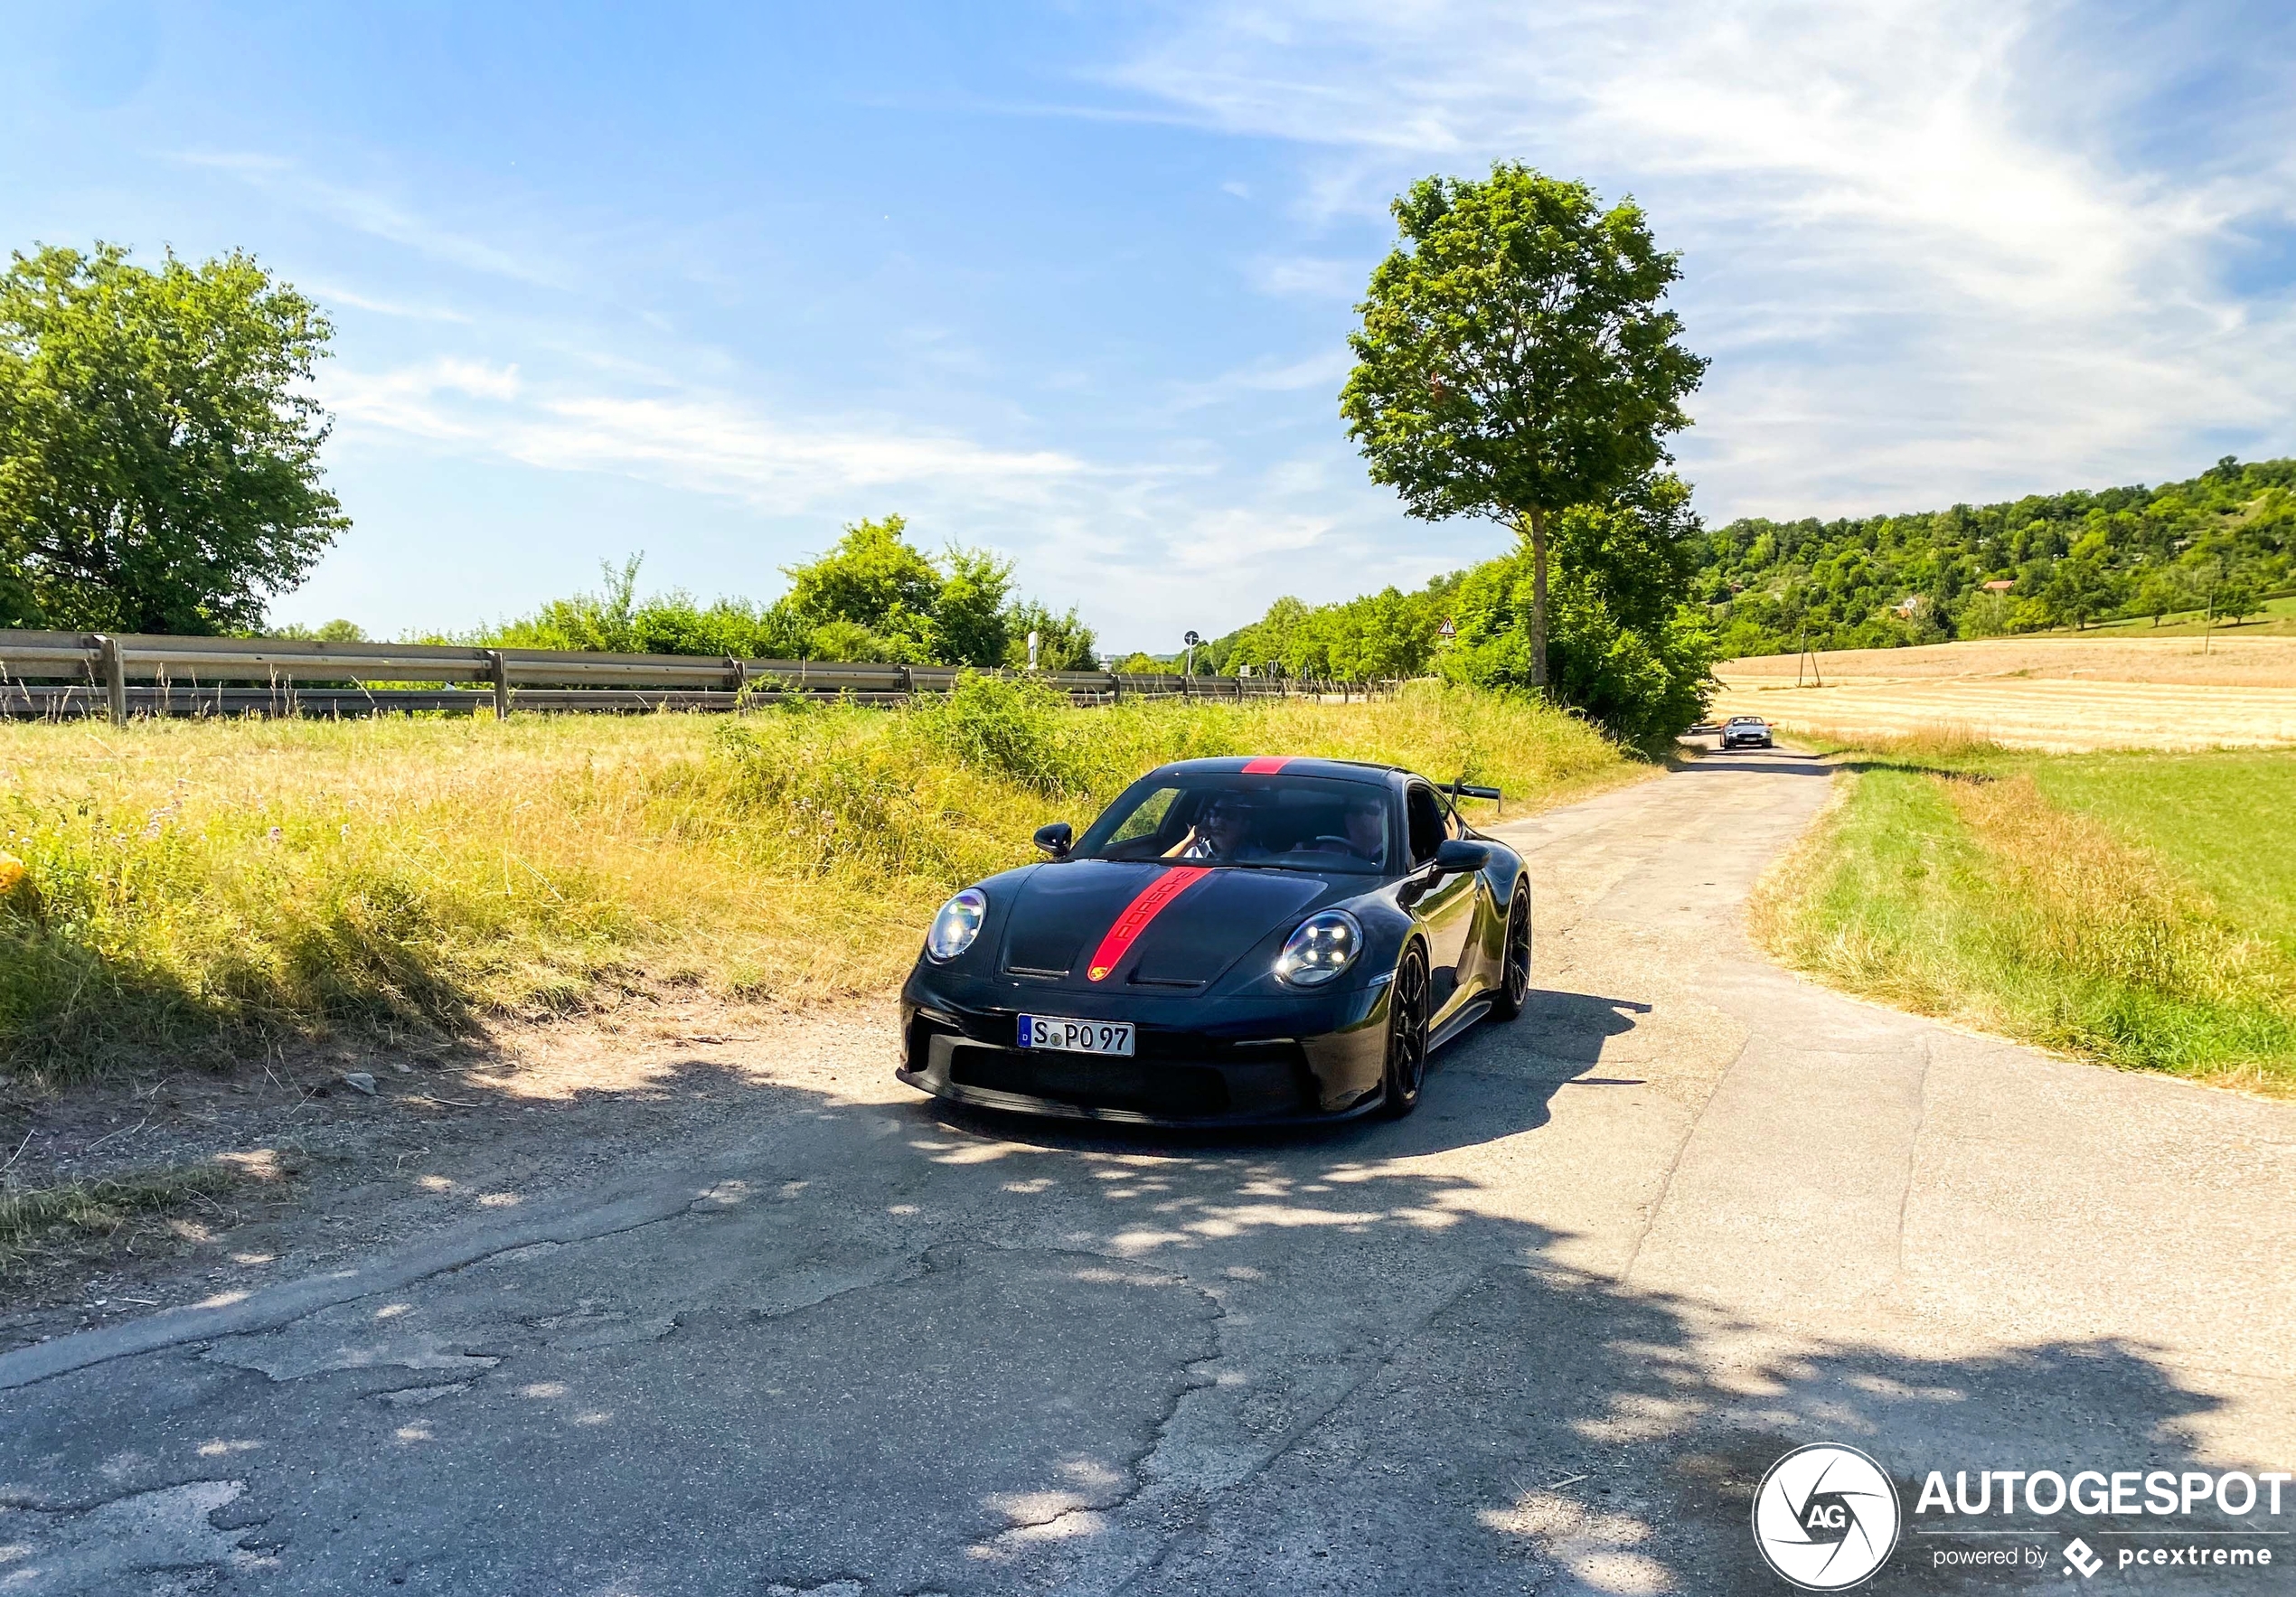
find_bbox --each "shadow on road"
[1,1010,2277,1596]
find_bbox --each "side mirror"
[1433,838,1491,874]
[1033,822,1074,860]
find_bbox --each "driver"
[1175,792,1267,862]
[1308,792,1387,862]
[1339,793,1386,861]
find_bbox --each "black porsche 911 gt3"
[897,756,1533,1125]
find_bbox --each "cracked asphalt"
[4,750,2291,1595]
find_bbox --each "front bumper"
[896,972,1391,1126]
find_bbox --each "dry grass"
[0,681,1644,1083]
[1715,636,2296,754]
[1718,634,2296,688]
[0,1165,246,1277]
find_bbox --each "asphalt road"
[5,750,2291,1595]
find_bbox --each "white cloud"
[322,361,1086,510]
[1101,0,2296,517]
[303,283,473,324]
[174,150,569,287]
[1245,253,1363,298]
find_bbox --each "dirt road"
[4,754,2291,1594]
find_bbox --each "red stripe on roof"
[1086,867,1209,982]
[1240,756,1292,775]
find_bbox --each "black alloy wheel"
[1379,945,1430,1118]
[1489,887,1532,1022]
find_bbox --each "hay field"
[1714,636,2296,751]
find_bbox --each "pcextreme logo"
[1751,1443,1904,1591]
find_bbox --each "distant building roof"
[1982,579,2015,592]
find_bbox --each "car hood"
[997,860,1359,991]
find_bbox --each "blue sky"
[5,1,2293,653]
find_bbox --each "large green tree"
[0,242,346,633]
[1341,165,1706,689]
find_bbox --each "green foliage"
[482,521,1089,670]
[0,242,348,633]
[1209,582,1455,681]
[780,514,945,661]
[1341,164,1708,526]
[487,555,804,658]
[910,672,1088,794]
[1002,597,1098,671]
[935,545,1016,668]
[268,618,367,643]
[1205,475,1717,744]
[1341,164,1707,688]
[1702,456,2296,654]
[1440,476,1716,744]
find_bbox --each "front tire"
[1488,886,1532,1022]
[1378,945,1430,1118]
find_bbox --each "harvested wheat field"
[1713,635,2296,751]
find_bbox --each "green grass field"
[0,680,1646,1084]
[1755,739,2296,1092]
[2056,593,2296,639]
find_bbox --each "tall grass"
[1754,751,2296,1091]
[0,681,1639,1081]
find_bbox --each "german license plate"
[1018,1014,1135,1057]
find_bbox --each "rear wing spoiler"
[1440,782,1502,802]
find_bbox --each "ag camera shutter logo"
[1752,1443,1903,1590]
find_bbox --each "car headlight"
[925,888,988,963]
[1275,909,1363,987]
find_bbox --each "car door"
[1405,782,1480,1019]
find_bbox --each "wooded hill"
[1698,456,2295,656]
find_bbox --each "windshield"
[1072,772,1393,874]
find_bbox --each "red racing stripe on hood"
[1241,756,1291,774]
[1086,867,1210,982]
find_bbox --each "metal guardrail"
[0,631,1388,724]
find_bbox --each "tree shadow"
[0,1052,2281,1596]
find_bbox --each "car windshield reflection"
[1072,773,1392,875]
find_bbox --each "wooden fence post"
[487,651,512,719]
[97,634,127,726]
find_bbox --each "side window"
[1406,784,1446,867]
[1107,787,1181,845]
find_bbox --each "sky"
[4,0,2293,653]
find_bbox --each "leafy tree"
[2211,576,2262,628]
[1441,474,1716,743]
[1341,164,1707,689]
[781,514,943,659]
[2041,554,2119,630]
[1002,598,1097,671]
[0,242,346,632]
[270,617,367,643]
[935,545,1015,668]
[1109,651,1176,675]
[2131,569,2185,626]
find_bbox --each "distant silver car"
[1718,715,1773,750]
